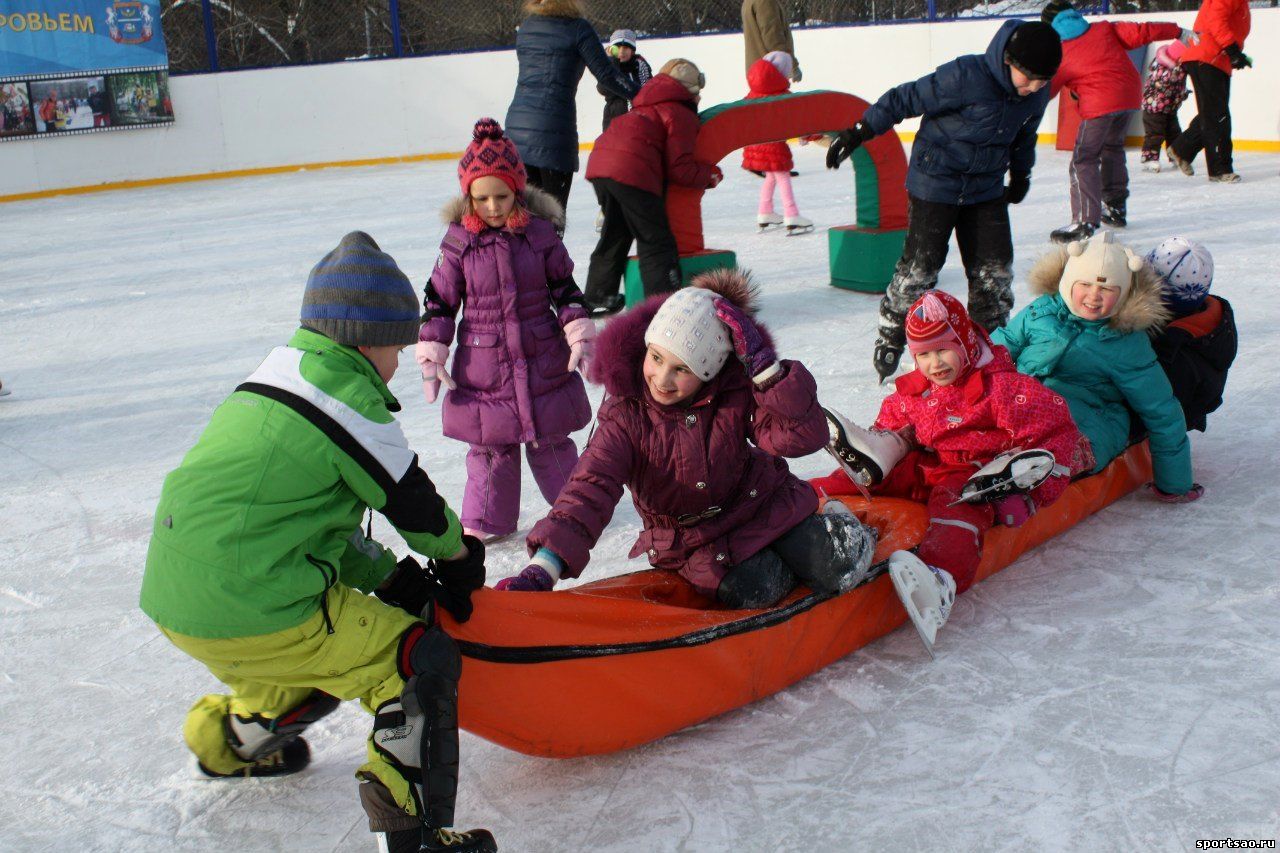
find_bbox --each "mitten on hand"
[374,556,436,618]
[429,534,487,622]
[992,494,1035,527]
[1224,44,1252,69]
[494,548,562,592]
[826,123,871,169]
[713,297,778,382]
[415,340,454,404]
[563,317,597,374]
[1148,482,1206,504]
[1005,173,1031,205]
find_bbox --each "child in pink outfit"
[418,118,596,542]
[742,51,814,233]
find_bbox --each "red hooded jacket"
[585,74,716,196]
[1051,20,1182,119]
[740,58,794,173]
[1180,0,1251,74]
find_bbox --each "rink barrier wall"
[3,9,1277,202]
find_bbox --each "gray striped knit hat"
[301,231,421,347]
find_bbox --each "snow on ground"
[2,143,1278,852]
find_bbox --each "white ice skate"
[784,214,814,235]
[757,212,784,232]
[950,448,1058,506]
[822,407,909,486]
[1142,160,1161,173]
[887,550,956,659]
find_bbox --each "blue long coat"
[861,19,1052,206]
[504,13,637,174]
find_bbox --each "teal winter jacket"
[993,247,1192,494]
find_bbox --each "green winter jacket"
[993,249,1192,495]
[141,328,462,639]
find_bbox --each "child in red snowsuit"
[742,51,815,233]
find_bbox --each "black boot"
[1100,199,1126,227]
[384,827,498,853]
[1049,221,1096,244]
[872,337,903,385]
[198,737,311,778]
[586,294,626,318]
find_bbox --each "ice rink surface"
[2,144,1278,851]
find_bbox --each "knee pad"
[371,622,461,828]
[225,690,340,761]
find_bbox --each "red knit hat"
[905,291,985,375]
[458,118,526,194]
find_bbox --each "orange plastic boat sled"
[439,443,1154,758]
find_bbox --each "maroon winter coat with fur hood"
[526,271,827,596]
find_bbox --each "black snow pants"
[1141,111,1182,162]
[526,165,573,216]
[1171,61,1234,177]
[877,194,1013,347]
[583,177,681,303]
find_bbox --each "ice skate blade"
[785,226,815,236]
[888,556,938,660]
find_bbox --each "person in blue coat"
[505,0,639,218]
[826,20,1062,383]
[993,232,1204,503]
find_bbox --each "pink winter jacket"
[527,274,828,596]
[874,343,1094,508]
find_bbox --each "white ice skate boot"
[887,550,956,659]
[784,214,814,235]
[1142,160,1161,173]
[757,212,783,231]
[951,448,1058,506]
[822,407,909,486]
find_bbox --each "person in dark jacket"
[88,84,110,128]
[504,0,639,216]
[826,20,1062,383]
[1043,3,1185,241]
[582,60,724,316]
[598,29,652,132]
[494,269,878,610]
[1145,237,1237,432]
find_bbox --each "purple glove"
[1148,482,1205,504]
[494,564,556,592]
[993,494,1035,527]
[713,297,777,380]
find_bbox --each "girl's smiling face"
[642,344,705,405]
[469,176,516,228]
[1070,280,1121,320]
[913,347,965,387]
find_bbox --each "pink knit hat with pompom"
[458,118,527,194]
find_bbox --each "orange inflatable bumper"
[440,443,1153,758]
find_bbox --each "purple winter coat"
[527,270,828,596]
[421,187,591,447]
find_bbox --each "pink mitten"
[415,340,454,404]
[563,317,597,374]
[992,494,1035,527]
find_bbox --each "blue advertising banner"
[0,0,173,140]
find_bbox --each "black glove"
[375,556,439,619]
[432,534,487,598]
[826,123,871,170]
[375,534,487,624]
[1005,173,1031,205]
[1224,43,1252,69]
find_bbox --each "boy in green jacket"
[141,232,496,853]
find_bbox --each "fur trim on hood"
[523,0,584,18]
[1026,245,1171,334]
[589,268,774,397]
[439,185,566,233]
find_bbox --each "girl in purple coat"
[495,270,878,609]
[417,119,597,542]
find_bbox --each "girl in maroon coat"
[417,119,597,543]
[743,51,814,234]
[496,270,878,610]
[821,291,1092,653]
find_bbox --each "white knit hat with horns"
[1059,230,1144,316]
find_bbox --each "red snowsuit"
[1180,0,1251,75]
[741,59,794,172]
[1050,20,1182,119]
[868,341,1092,594]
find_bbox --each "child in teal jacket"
[993,232,1202,501]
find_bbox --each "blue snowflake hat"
[1146,236,1214,317]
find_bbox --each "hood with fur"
[590,268,775,397]
[439,184,565,233]
[1027,245,1170,333]
[524,0,583,17]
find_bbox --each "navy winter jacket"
[861,19,1051,206]
[504,14,638,174]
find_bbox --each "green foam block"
[624,250,738,306]
[827,226,906,294]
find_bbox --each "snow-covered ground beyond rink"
[2,143,1278,852]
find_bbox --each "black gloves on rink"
[1005,173,1031,204]
[826,123,875,169]
[376,535,487,623]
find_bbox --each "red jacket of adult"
[527,270,828,596]
[1180,0,1251,74]
[1051,20,1182,119]
[741,58,793,172]
[873,342,1094,509]
[585,73,716,196]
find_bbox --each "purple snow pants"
[461,435,579,537]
